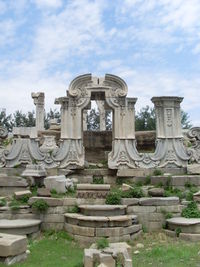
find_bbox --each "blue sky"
[0,0,200,125]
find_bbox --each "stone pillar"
[55,97,84,169]
[108,97,141,169]
[31,92,45,132]
[151,96,189,167]
[96,100,106,131]
[152,96,183,139]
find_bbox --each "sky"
[0,0,200,125]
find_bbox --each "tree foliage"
[86,108,112,131]
[135,106,192,131]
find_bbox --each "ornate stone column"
[151,96,189,167]
[31,92,45,132]
[96,100,106,131]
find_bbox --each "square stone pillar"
[108,97,141,169]
[151,96,189,168]
[31,92,45,132]
[151,96,183,139]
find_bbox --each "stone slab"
[0,219,41,235]
[77,184,110,191]
[167,217,200,233]
[139,197,179,206]
[121,198,139,206]
[29,197,63,207]
[0,175,28,187]
[79,205,127,216]
[0,233,27,257]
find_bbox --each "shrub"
[93,176,104,184]
[153,169,163,176]
[20,195,30,204]
[186,192,194,201]
[144,175,151,185]
[175,227,182,237]
[67,205,80,213]
[9,199,20,211]
[32,199,49,213]
[181,201,200,218]
[116,177,124,185]
[0,198,6,207]
[135,181,143,187]
[106,192,121,205]
[121,187,144,198]
[96,238,109,249]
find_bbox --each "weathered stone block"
[14,190,32,200]
[44,175,67,193]
[156,205,183,213]
[148,188,165,197]
[29,197,63,207]
[121,198,139,206]
[96,227,123,237]
[187,164,200,175]
[40,214,64,223]
[37,188,51,197]
[139,197,179,206]
[65,223,95,237]
[0,233,27,257]
[127,206,156,213]
[123,224,142,235]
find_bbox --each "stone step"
[76,184,110,199]
[139,197,179,206]
[65,222,142,237]
[71,230,142,247]
[0,219,41,236]
[77,184,110,191]
[78,205,127,216]
[64,213,138,228]
[167,217,200,234]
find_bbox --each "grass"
[131,233,200,267]
[0,231,83,267]
[0,232,200,266]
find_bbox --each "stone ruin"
[0,73,199,171]
[0,74,200,265]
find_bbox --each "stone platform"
[0,219,41,236]
[79,205,127,216]
[64,204,142,247]
[165,217,200,241]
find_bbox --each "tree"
[135,105,192,131]
[181,110,192,129]
[87,108,100,131]
[12,110,35,128]
[135,106,156,131]
[44,109,61,129]
[0,110,12,132]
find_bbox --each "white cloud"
[33,0,63,9]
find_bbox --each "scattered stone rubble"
[84,242,133,267]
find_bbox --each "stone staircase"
[64,204,142,247]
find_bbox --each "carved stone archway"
[55,74,138,169]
